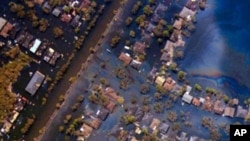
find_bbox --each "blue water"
[181,0,250,100]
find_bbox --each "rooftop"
[223,107,235,118]
[118,52,132,65]
[182,93,193,104]
[133,41,146,54]
[0,17,7,31]
[25,71,45,95]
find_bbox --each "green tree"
[53,27,64,38]
[143,5,152,16]
[194,83,202,92]
[129,30,135,38]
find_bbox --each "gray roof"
[52,8,61,17]
[0,17,7,31]
[236,106,248,118]
[25,71,45,95]
[159,123,170,133]
[182,93,193,104]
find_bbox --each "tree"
[199,2,206,10]
[77,95,84,103]
[91,1,97,8]
[163,30,169,38]
[135,14,146,25]
[223,95,229,103]
[140,84,150,94]
[129,30,135,38]
[143,5,152,16]
[110,35,120,47]
[122,115,136,125]
[149,0,156,5]
[125,17,133,26]
[53,27,64,38]
[194,83,202,92]
[59,126,65,132]
[167,111,177,122]
[177,70,185,81]
[154,93,162,101]
[171,122,181,132]
[170,63,177,71]
[131,97,137,104]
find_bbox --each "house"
[34,0,44,5]
[71,15,80,28]
[130,59,142,70]
[186,0,198,11]
[135,108,144,121]
[155,76,165,86]
[0,17,7,31]
[104,87,122,102]
[96,108,109,121]
[213,100,225,115]
[0,22,14,38]
[42,1,52,13]
[223,107,235,118]
[119,52,132,65]
[173,18,183,30]
[52,7,62,17]
[149,118,160,130]
[25,71,45,96]
[147,67,157,82]
[163,77,176,91]
[203,97,213,111]
[43,47,55,62]
[133,41,146,54]
[236,106,248,118]
[22,33,34,48]
[154,3,167,17]
[189,136,206,141]
[30,39,42,53]
[159,123,170,134]
[160,52,170,62]
[61,14,72,23]
[180,132,188,141]
[79,0,91,9]
[192,97,201,106]
[186,85,192,94]
[170,29,181,42]
[131,137,139,141]
[179,7,196,21]
[9,111,19,123]
[85,117,102,129]
[146,23,156,33]
[9,23,21,39]
[0,120,12,133]
[182,93,193,104]
[163,40,174,51]
[104,100,116,113]
[232,98,239,105]
[79,123,93,138]
[49,52,61,66]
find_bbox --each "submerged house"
[25,71,45,96]
[119,52,132,66]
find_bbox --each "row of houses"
[77,86,124,141]
[15,29,61,66]
[0,94,28,134]
[118,41,147,70]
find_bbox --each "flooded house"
[119,52,132,66]
[25,71,45,96]
[163,77,176,91]
[213,100,225,115]
[235,106,248,118]
[133,41,146,55]
[223,106,235,118]
[0,22,13,38]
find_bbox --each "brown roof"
[0,22,13,38]
[192,97,201,107]
[80,0,91,9]
[203,99,213,111]
[119,52,132,65]
[224,107,235,118]
[150,118,161,130]
[105,101,116,113]
[213,100,224,115]
[87,117,102,129]
[61,14,72,23]
[103,87,123,102]
[163,77,175,91]
[173,19,183,30]
[133,41,146,54]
